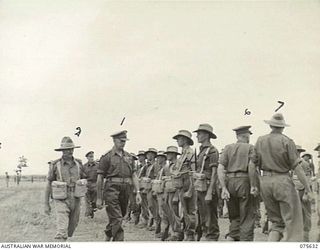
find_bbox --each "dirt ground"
[0,181,318,242]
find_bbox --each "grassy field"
[0,181,318,242]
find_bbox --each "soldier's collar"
[270,131,282,134]
[61,157,75,166]
[111,146,125,157]
[200,141,212,149]
[236,140,248,144]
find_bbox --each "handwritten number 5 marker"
[275,101,285,112]
[75,127,81,137]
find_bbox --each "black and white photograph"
[0,0,319,247]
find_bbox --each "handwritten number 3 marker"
[75,127,81,137]
[275,101,285,112]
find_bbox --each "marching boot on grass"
[262,219,269,235]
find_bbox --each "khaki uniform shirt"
[196,142,219,179]
[82,161,99,189]
[168,161,177,175]
[172,146,195,173]
[293,158,312,190]
[219,142,255,173]
[255,131,300,173]
[137,163,146,178]
[156,162,170,179]
[47,157,84,187]
[145,161,157,179]
[97,147,135,178]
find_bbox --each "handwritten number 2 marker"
[275,101,285,112]
[120,117,126,126]
[75,127,81,137]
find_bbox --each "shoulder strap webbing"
[56,161,63,182]
[177,153,188,172]
[200,147,211,174]
[74,160,81,179]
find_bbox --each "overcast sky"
[0,0,320,175]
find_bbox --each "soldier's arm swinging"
[44,181,51,215]
[294,163,312,194]
[96,174,104,209]
[218,163,230,200]
[248,160,258,197]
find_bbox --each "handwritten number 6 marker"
[244,109,251,115]
[75,127,81,137]
[275,101,285,112]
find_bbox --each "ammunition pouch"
[193,173,208,192]
[164,177,176,193]
[74,179,88,198]
[172,171,191,190]
[140,177,152,190]
[52,181,67,200]
[172,175,183,189]
[151,180,164,194]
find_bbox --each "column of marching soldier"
[44,113,320,242]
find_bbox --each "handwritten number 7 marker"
[275,101,285,112]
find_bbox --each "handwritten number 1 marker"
[75,127,81,137]
[275,101,285,112]
[120,117,126,126]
